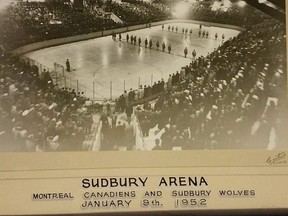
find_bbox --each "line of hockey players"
[161,24,225,41]
[113,32,199,60]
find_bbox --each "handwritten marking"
[266,152,287,165]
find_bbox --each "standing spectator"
[152,139,162,150]
[128,88,135,103]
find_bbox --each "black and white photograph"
[0,0,287,152]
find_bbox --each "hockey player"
[134,36,137,45]
[149,39,153,49]
[126,33,129,42]
[168,44,171,54]
[162,42,166,52]
[66,59,71,72]
[156,41,160,50]
[112,31,116,40]
[192,49,196,61]
[184,47,188,58]
[138,37,142,46]
[145,38,148,48]
[215,33,218,40]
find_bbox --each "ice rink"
[25,22,240,99]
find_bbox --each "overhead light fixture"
[258,0,267,3]
[237,1,246,7]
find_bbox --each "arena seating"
[0,55,94,151]
[0,1,172,49]
[106,0,172,24]
[133,19,286,150]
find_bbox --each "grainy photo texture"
[0,0,287,152]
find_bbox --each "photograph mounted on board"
[0,0,287,152]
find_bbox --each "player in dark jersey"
[130,35,133,44]
[156,41,160,50]
[192,49,196,61]
[168,44,171,54]
[162,42,166,52]
[126,34,129,42]
[184,47,188,58]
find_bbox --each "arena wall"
[12,19,245,55]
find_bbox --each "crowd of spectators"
[105,1,172,25]
[132,19,286,150]
[0,1,172,50]
[187,2,270,28]
[0,1,121,49]
[0,0,276,50]
[0,55,94,152]
[0,1,287,151]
